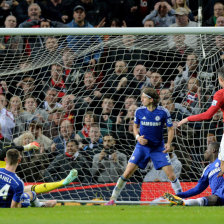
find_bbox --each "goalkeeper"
[0,141,78,195]
[164,142,224,206]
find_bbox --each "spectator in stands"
[21,95,49,125]
[14,0,34,25]
[51,119,76,155]
[0,0,15,27]
[72,71,102,110]
[148,70,164,93]
[16,131,47,182]
[180,77,201,115]
[43,108,65,139]
[144,152,182,182]
[46,64,67,99]
[81,123,103,161]
[159,88,172,101]
[14,121,53,152]
[144,19,155,27]
[171,52,198,102]
[100,60,133,110]
[122,96,138,117]
[75,110,96,141]
[8,96,25,137]
[216,15,224,26]
[0,15,23,53]
[44,139,90,182]
[142,0,175,27]
[66,5,102,67]
[0,15,24,70]
[61,94,87,130]
[91,134,127,183]
[206,133,217,146]
[19,3,41,26]
[19,3,43,55]
[71,0,107,27]
[172,0,194,21]
[95,96,117,135]
[128,64,151,99]
[169,7,198,49]
[41,88,62,112]
[39,0,69,23]
[161,97,191,122]
[15,76,45,104]
[204,2,224,26]
[0,94,15,140]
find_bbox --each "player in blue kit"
[105,87,182,205]
[164,142,224,206]
[0,148,77,208]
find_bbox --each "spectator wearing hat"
[66,5,102,67]
[142,1,175,27]
[168,7,198,49]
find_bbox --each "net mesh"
[0,31,222,201]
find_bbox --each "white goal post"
[0,27,223,204]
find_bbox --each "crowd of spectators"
[0,0,224,184]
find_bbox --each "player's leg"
[25,169,78,194]
[21,191,57,207]
[105,162,138,205]
[218,134,224,175]
[165,193,221,206]
[162,165,182,194]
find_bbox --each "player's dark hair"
[217,67,224,80]
[6,149,20,165]
[142,87,160,107]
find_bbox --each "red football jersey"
[188,89,224,122]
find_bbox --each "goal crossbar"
[1,27,224,36]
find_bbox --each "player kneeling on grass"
[0,148,78,208]
[164,142,224,206]
[105,87,182,205]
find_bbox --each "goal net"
[0,27,222,203]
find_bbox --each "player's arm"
[0,142,40,161]
[176,174,209,198]
[133,123,148,145]
[178,92,222,127]
[11,200,21,208]
[163,126,174,153]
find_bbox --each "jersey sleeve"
[134,109,140,125]
[12,182,24,203]
[164,108,173,127]
[188,90,224,122]
[177,168,209,198]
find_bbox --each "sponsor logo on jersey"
[212,100,217,106]
[155,116,160,121]
[215,162,219,167]
[142,116,146,120]
[141,121,161,126]
[208,167,221,178]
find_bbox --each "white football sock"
[111,176,128,201]
[171,178,182,194]
[184,198,205,206]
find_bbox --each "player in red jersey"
[178,67,224,176]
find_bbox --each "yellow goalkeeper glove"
[23,141,40,152]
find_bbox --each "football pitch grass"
[0,205,224,224]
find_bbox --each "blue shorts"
[20,193,31,208]
[129,143,171,170]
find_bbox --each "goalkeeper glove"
[23,141,40,152]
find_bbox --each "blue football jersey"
[0,168,24,208]
[177,159,224,199]
[134,106,173,146]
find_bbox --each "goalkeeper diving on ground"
[164,142,224,206]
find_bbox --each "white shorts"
[218,134,224,160]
